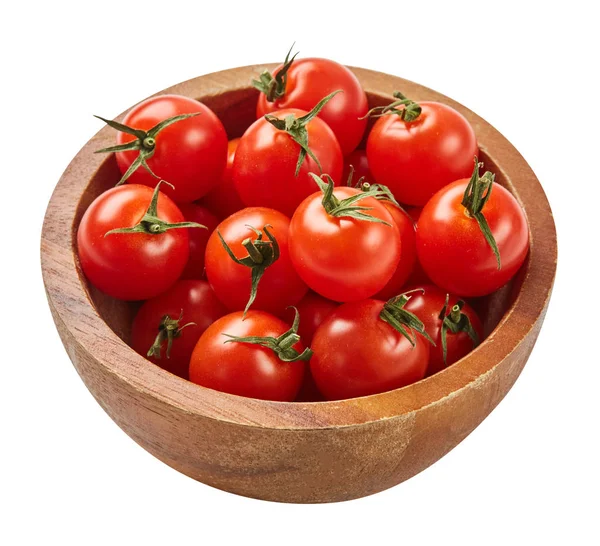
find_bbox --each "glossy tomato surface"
[177,203,219,279]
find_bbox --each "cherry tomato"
[256,57,368,155]
[77,184,190,300]
[177,203,219,279]
[205,207,308,314]
[404,206,432,286]
[282,291,339,346]
[342,149,373,185]
[130,280,227,378]
[416,177,529,297]
[233,107,343,217]
[367,101,478,206]
[403,285,483,376]
[311,299,430,400]
[114,94,228,203]
[199,138,245,219]
[289,184,400,302]
[189,310,307,401]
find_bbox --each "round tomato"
[130,280,227,378]
[416,165,529,297]
[255,56,368,155]
[367,98,478,206]
[342,149,373,186]
[189,310,308,401]
[282,291,339,346]
[233,106,343,217]
[205,207,308,314]
[77,183,194,300]
[199,138,245,219]
[289,178,400,302]
[103,94,228,203]
[403,285,483,376]
[311,298,430,400]
[177,203,219,279]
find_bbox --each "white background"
[2,1,598,544]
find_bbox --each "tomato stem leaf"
[361,90,422,121]
[147,310,196,359]
[251,43,298,102]
[379,290,436,347]
[438,297,480,366]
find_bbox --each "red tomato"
[189,310,307,401]
[403,285,483,376]
[130,280,227,378]
[177,203,219,279]
[367,101,478,206]
[416,177,529,297]
[205,207,308,314]
[375,202,417,300]
[113,94,228,203]
[282,291,339,346]
[342,149,373,186]
[77,184,190,300]
[289,184,400,302]
[233,107,343,217]
[404,206,432,286]
[199,138,245,219]
[311,299,430,400]
[255,57,368,155]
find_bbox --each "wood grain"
[41,65,557,503]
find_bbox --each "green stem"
[147,310,196,359]
[438,295,480,366]
[379,290,435,347]
[362,90,422,121]
[252,44,298,102]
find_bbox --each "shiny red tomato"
[189,310,307,401]
[311,299,430,400]
[367,100,478,206]
[177,203,219,279]
[77,184,191,300]
[403,206,432,286]
[130,280,227,378]
[233,107,343,217]
[282,291,339,346]
[416,172,529,297]
[255,57,368,155]
[112,94,228,203]
[403,285,483,376]
[289,182,400,302]
[342,149,373,185]
[199,138,245,219]
[205,207,308,314]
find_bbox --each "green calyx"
[94,111,201,186]
[362,91,422,122]
[379,290,436,347]
[223,306,312,363]
[147,310,196,359]
[309,173,394,225]
[104,180,207,236]
[265,90,341,176]
[461,158,502,269]
[438,295,480,366]
[252,43,298,102]
[217,224,280,316]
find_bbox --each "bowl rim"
[41,63,557,430]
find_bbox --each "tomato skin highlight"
[366,101,478,206]
[233,108,343,217]
[256,58,368,155]
[416,179,529,297]
[77,185,189,301]
[189,311,306,401]
[204,207,308,315]
[130,280,227,379]
[177,203,219,280]
[289,187,400,302]
[116,94,228,203]
[403,285,483,376]
[310,299,430,400]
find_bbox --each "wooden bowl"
[41,65,557,503]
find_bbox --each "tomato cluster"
[77,49,530,402]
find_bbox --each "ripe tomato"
[189,310,308,401]
[205,207,308,315]
[289,178,400,302]
[199,138,245,219]
[77,183,194,300]
[255,56,368,155]
[282,291,339,345]
[130,280,227,378]
[104,94,228,203]
[367,98,478,206]
[233,106,343,217]
[177,203,219,279]
[416,166,529,297]
[403,285,483,376]
[311,298,430,400]
[342,149,373,186]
